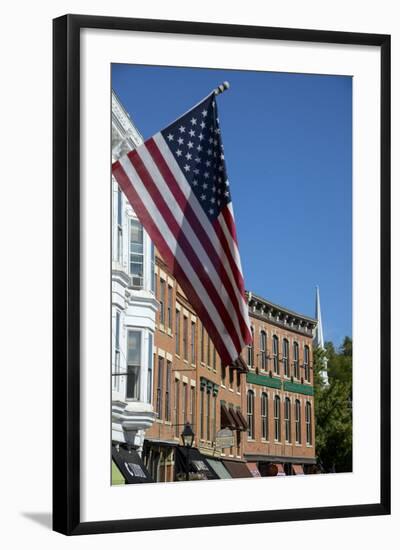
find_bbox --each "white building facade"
[112,91,158,451]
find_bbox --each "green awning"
[207,459,232,479]
[112,460,125,485]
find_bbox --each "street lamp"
[181,422,195,481]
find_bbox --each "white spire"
[314,286,329,384]
[314,285,325,349]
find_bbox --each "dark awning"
[221,403,236,430]
[222,459,253,478]
[112,445,153,484]
[236,409,248,431]
[175,446,219,480]
[229,407,247,432]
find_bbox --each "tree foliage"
[314,338,352,473]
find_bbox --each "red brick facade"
[144,253,316,480]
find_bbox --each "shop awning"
[175,446,219,480]
[292,464,305,475]
[246,462,261,477]
[112,445,153,484]
[112,460,125,485]
[207,458,232,479]
[236,409,248,431]
[222,459,253,478]
[221,403,236,430]
[276,463,286,476]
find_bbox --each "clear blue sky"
[112,64,352,347]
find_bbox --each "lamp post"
[181,422,195,481]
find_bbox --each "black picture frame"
[53,14,391,535]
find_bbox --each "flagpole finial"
[214,81,230,96]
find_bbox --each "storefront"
[174,446,219,481]
[142,439,176,482]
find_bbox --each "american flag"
[112,91,252,366]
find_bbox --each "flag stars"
[178,137,184,145]
[184,164,190,172]
[189,129,196,137]
[202,109,208,117]
[176,149,182,157]
[200,121,206,129]
[198,133,204,141]
[190,117,197,125]
[187,141,194,149]
[197,144,203,152]
[167,133,174,141]
[179,125,186,133]
[209,208,214,215]
[202,183,208,189]
[201,194,206,201]
[185,152,192,160]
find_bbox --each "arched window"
[284,397,291,442]
[304,345,310,382]
[247,327,254,368]
[261,393,268,440]
[247,390,255,439]
[306,401,312,445]
[293,341,299,379]
[260,331,267,370]
[273,335,279,374]
[274,395,281,441]
[295,399,301,443]
[283,338,289,377]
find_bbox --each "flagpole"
[214,81,230,95]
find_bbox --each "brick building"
[143,252,317,481]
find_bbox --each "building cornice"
[247,291,317,337]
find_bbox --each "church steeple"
[314,286,329,384]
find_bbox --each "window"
[200,323,204,363]
[117,187,123,262]
[206,390,211,440]
[183,383,188,424]
[212,344,216,371]
[174,379,180,437]
[221,363,226,385]
[260,331,267,370]
[304,345,310,382]
[191,321,196,364]
[306,401,312,445]
[285,397,291,442]
[295,399,301,443]
[150,243,155,293]
[183,316,188,361]
[159,279,165,325]
[229,366,234,389]
[247,390,255,439]
[261,393,268,440]
[147,333,153,403]
[283,338,289,377]
[273,335,279,374]
[126,331,141,400]
[293,342,299,379]
[207,334,211,366]
[274,395,281,441]
[247,327,254,367]
[200,388,205,439]
[236,370,241,392]
[167,286,172,329]
[190,385,196,428]
[129,219,144,288]
[212,394,217,441]
[165,361,171,421]
[113,310,121,391]
[156,356,164,418]
[175,309,180,355]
